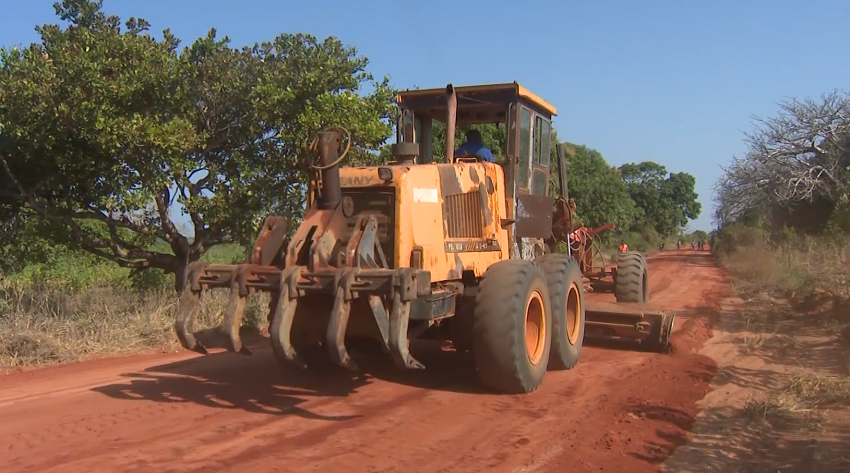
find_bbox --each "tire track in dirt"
[0,250,724,473]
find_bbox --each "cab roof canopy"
[396,82,557,126]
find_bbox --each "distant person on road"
[454,129,495,163]
[619,240,629,253]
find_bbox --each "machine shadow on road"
[91,330,490,416]
[91,329,369,421]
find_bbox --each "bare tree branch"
[714,90,850,224]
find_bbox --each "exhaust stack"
[445,84,457,163]
[316,130,343,209]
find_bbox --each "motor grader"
[174,82,672,395]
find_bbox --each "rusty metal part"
[583,300,674,353]
[313,129,344,209]
[548,197,575,245]
[445,84,457,163]
[174,180,430,371]
[345,214,389,269]
[308,126,351,171]
[393,110,419,165]
[368,295,392,352]
[392,142,420,165]
[570,224,615,275]
[327,268,359,369]
[269,265,306,368]
[547,217,616,289]
[516,193,557,239]
[250,216,288,267]
[175,261,284,355]
[390,289,424,369]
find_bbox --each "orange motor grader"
[174,82,669,395]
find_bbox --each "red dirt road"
[0,250,726,473]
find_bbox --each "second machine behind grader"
[173,81,675,395]
[545,146,675,353]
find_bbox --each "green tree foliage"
[619,161,701,237]
[561,144,637,230]
[0,0,395,285]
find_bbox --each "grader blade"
[584,301,675,353]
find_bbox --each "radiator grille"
[444,191,485,239]
[340,189,396,268]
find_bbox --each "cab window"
[534,116,551,167]
[530,115,551,195]
[518,107,532,189]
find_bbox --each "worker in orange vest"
[619,240,628,253]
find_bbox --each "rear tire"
[473,260,552,394]
[537,254,586,370]
[614,251,648,303]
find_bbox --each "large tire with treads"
[615,251,648,303]
[473,259,552,394]
[537,253,586,370]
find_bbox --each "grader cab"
[174,82,670,395]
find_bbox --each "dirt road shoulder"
[662,291,850,472]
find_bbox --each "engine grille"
[444,191,485,239]
[340,188,396,268]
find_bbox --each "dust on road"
[0,250,725,473]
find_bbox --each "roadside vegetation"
[702,89,850,470]
[0,1,702,369]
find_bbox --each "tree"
[0,0,395,289]
[562,144,636,230]
[619,161,701,238]
[714,90,850,226]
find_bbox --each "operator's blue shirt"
[454,141,495,162]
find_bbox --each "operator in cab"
[454,129,495,162]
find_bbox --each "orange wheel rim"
[525,291,546,365]
[566,282,582,344]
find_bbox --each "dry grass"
[0,284,271,369]
[716,226,850,438]
[717,232,850,297]
[744,371,850,431]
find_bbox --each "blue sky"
[3,0,849,232]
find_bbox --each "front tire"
[473,260,553,394]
